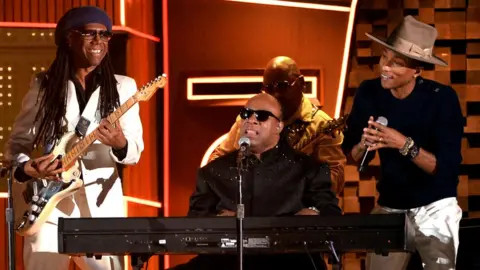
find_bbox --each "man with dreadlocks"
[4,6,143,270]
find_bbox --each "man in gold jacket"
[208,56,346,194]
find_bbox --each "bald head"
[262,56,304,121]
[265,56,300,79]
[245,93,283,120]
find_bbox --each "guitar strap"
[75,89,101,138]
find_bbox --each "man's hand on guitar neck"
[97,119,127,150]
[24,154,63,180]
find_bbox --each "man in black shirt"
[342,16,463,270]
[171,93,341,270]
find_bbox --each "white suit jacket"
[4,73,144,225]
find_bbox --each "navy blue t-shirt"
[342,76,464,209]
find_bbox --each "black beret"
[55,6,112,46]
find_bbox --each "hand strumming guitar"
[24,154,63,180]
[97,119,127,150]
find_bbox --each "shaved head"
[262,56,304,121]
[265,56,301,79]
[245,93,283,120]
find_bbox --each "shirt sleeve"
[432,86,464,182]
[342,80,376,165]
[303,162,342,216]
[207,116,242,163]
[188,168,220,217]
[312,132,346,194]
[4,74,43,180]
[109,77,144,164]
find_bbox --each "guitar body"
[14,131,84,236]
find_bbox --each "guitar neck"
[293,120,346,151]
[61,96,138,167]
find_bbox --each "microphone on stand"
[236,136,250,270]
[237,137,250,164]
[358,116,388,172]
[0,159,18,270]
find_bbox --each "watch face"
[410,146,419,158]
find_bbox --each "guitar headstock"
[321,114,349,138]
[135,74,168,101]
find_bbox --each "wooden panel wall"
[0,0,122,25]
[339,0,480,269]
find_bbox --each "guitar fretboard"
[61,96,138,167]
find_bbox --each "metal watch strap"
[400,137,414,156]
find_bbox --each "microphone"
[358,116,388,172]
[237,137,251,164]
[236,137,250,269]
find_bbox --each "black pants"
[169,254,327,270]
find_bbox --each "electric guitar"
[13,74,167,236]
[294,114,348,153]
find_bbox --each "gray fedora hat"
[365,15,447,66]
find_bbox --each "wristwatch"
[308,206,320,214]
[408,143,420,159]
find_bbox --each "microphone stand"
[236,148,248,270]
[1,161,17,270]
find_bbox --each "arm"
[341,81,376,166]
[303,163,342,216]
[207,116,242,163]
[4,74,42,180]
[365,87,463,176]
[428,87,463,178]
[187,169,220,217]
[313,132,346,194]
[109,77,144,164]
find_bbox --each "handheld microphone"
[358,116,388,172]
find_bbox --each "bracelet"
[408,143,420,159]
[308,206,320,214]
[399,137,414,156]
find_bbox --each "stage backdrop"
[164,0,353,267]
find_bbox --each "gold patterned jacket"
[208,96,347,194]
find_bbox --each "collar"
[284,94,316,126]
[246,138,287,166]
[69,66,103,81]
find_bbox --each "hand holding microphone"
[361,116,388,151]
[362,116,407,151]
[358,116,388,172]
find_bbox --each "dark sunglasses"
[262,75,303,93]
[239,108,280,122]
[72,29,113,41]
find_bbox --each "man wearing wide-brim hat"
[342,15,464,270]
